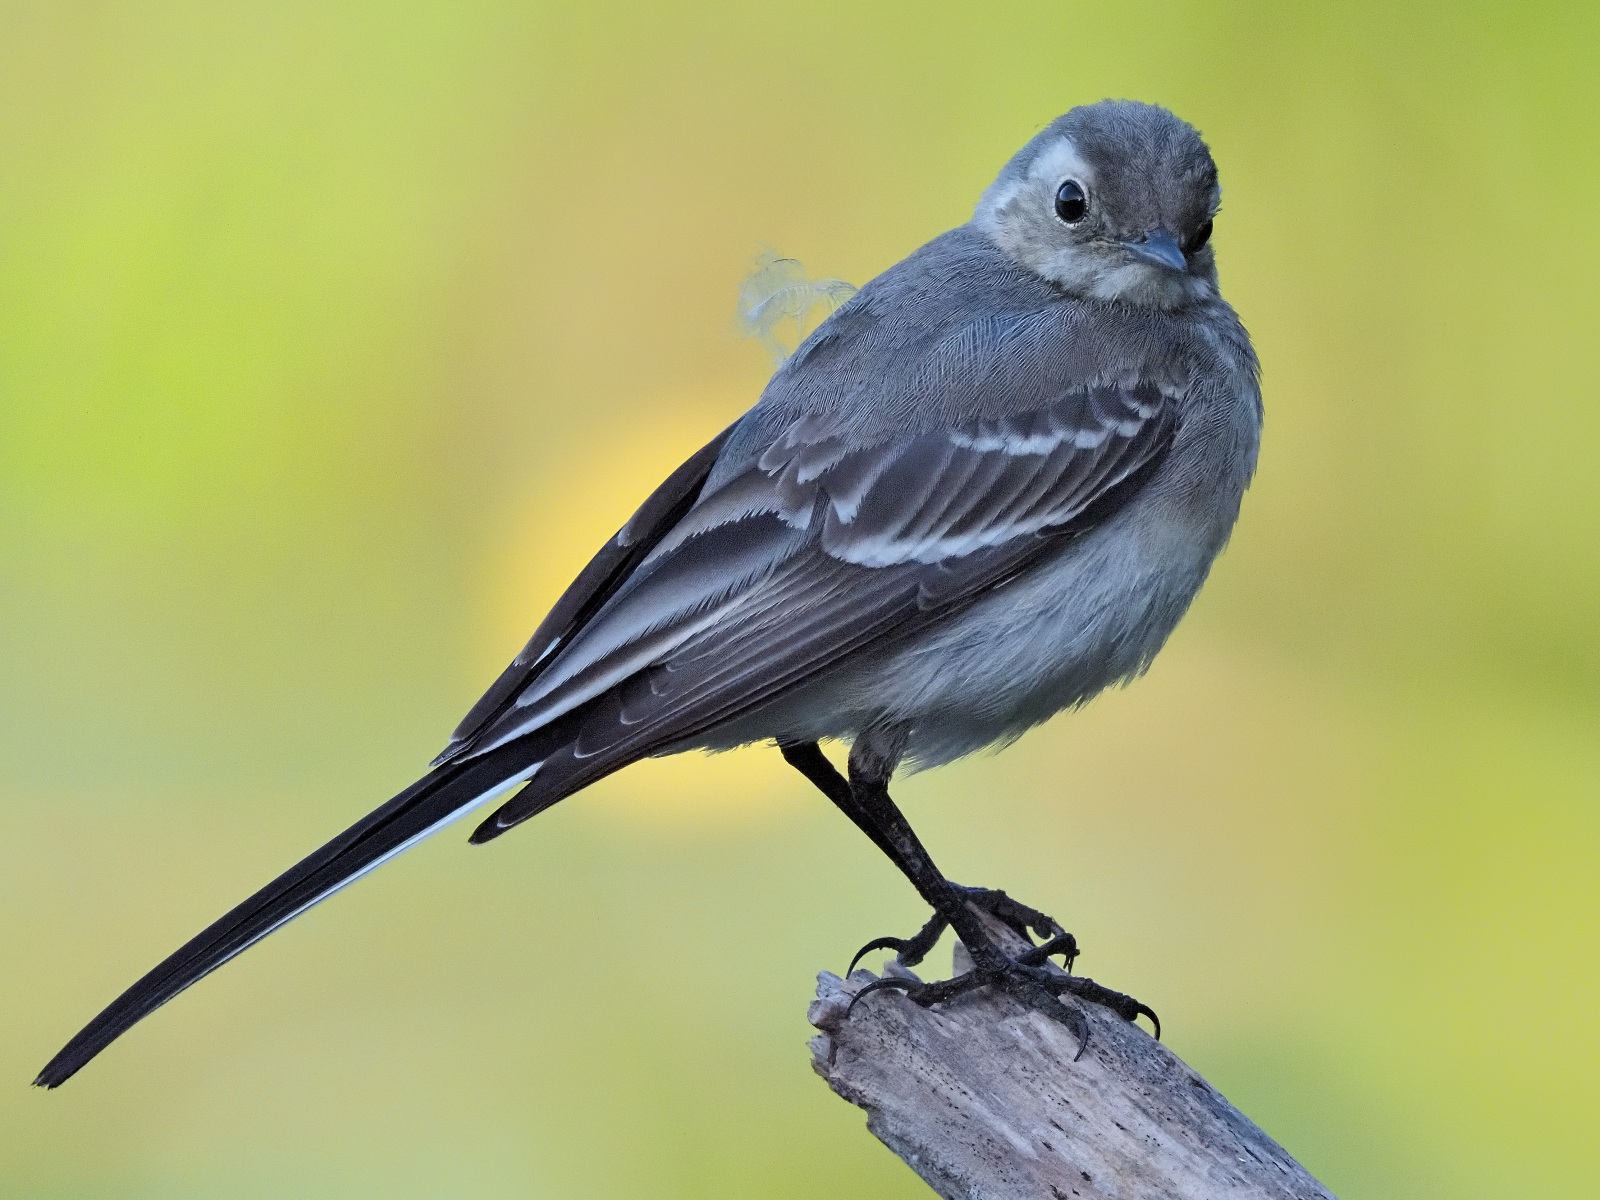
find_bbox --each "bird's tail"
[34,735,559,1089]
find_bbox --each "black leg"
[843,752,1014,972]
[812,728,1159,1051]
[778,740,908,870]
[780,737,1072,969]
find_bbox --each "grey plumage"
[37,99,1259,1088]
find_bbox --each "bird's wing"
[465,370,1179,839]
[431,423,737,766]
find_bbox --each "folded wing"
[464,375,1178,839]
[432,423,738,767]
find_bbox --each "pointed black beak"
[1121,230,1187,272]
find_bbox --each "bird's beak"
[1121,230,1187,272]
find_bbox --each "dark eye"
[1054,180,1087,223]
[1190,218,1213,251]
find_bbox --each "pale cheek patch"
[1083,261,1212,309]
[1036,244,1104,293]
[973,178,1025,239]
[1035,247,1212,310]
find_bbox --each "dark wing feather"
[466,380,1178,839]
[431,423,736,766]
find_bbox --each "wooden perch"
[807,909,1335,1200]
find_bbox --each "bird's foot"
[847,953,1160,1056]
[846,885,1072,975]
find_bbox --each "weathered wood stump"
[807,910,1335,1199]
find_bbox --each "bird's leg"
[777,739,1073,972]
[832,728,1159,1051]
[779,739,909,872]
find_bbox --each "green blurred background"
[3,2,1596,1196]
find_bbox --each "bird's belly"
[688,494,1235,767]
[855,503,1224,768]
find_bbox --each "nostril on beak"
[1122,230,1186,272]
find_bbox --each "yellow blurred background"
[3,3,1596,1196]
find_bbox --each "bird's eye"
[1054,180,1087,224]
[1191,218,1214,251]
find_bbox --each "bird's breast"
[871,383,1258,769]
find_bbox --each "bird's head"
[975,100,1221,311]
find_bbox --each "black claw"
[844,976,919,1017]
[1056,975,1161,1040]
[837,882,1154,1051]
[845,963,1092,1058]
[845,964,994,1017]
[1143,1007,1162,1041]
[844,954,1158,1054]
[1015,981,1092,1059]
[1017,931,1080,972]
[846,909,948,975]
[847,885,1062,978]
[958,887,1062,943]
[846,936,913,977]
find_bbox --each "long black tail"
[34,735,554,1089]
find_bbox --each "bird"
[36,99,1260,1087]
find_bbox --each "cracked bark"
[807,909,1335,1200]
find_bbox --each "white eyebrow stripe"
[1027,136,1094,189]
[974,134,1096,240]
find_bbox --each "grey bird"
[36,99,1259,1087]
